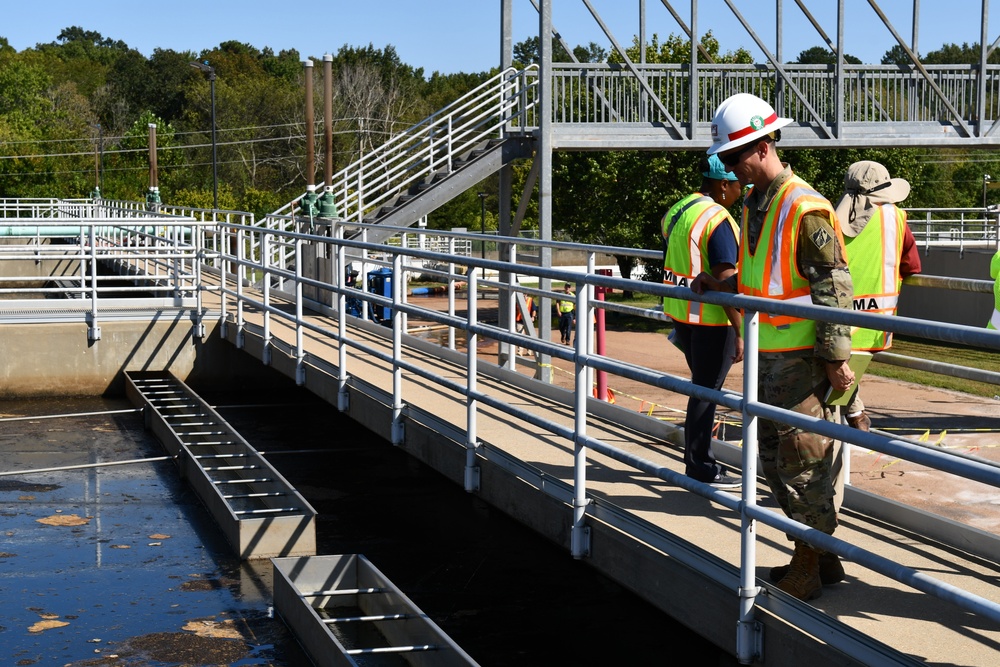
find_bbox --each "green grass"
[603,293,1000,398]
[871,336,1000,398]
[602,292,671,334]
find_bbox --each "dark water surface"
[0,377,736,666]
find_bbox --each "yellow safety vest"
[738,175,844,353]
[844,204,906,350]
[558,297,574,314]
[989,250,1000,330]
[661,193,739,326]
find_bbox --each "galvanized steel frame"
[210,216,1000,666]
[0,200,998,664]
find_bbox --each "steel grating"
[124,370,316,560]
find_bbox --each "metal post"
[295,236,305,385]
[538,0,554,384]
[262,233,272,365]
[210,72,217,211]
[478,192,487,259]
[189,60,218,210]
[736,309,762,664]
[98,123,103,195]
[448,237,457,350]
[571,279,591,559]
[336,223,350,412]
[465,267,480,492]
[391,252,405,445]
[87,224,101,341]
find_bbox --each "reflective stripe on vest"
[845,204,907,351]
[739,175,841,353]
[662,193,737,326]
[990,250,1000,329]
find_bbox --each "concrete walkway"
[221,292,1000,667]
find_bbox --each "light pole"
[984,174,993,210]
[190,60,218,210]
[91,123,103,199]
[478,192,487,259]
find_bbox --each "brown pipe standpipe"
[148,123,158,189]
[304,59,315,189]
[324,54,333,189]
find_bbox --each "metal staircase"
[275,66,538,247]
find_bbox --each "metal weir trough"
[272,554,480,667]
[125,370,317,559]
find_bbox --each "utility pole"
[189,60,218,210]
[478,192,487,259]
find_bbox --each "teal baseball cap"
[701,154,739,181]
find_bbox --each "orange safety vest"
[738,174,845,353]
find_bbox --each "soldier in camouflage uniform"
[692,93,855,602]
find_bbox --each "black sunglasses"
[719,141,760,168]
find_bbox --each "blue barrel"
[367,268,393,323]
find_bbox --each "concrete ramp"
[125,370,316,560]
[272,554,480,667]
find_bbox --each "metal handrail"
[1,201,997,663]
[208,219,1000,658]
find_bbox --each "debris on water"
[0,480,60,493]
[36,513,90,526]
[120,631,250,663]
[182,618,245,639]
[28,615,69,633]
[181,577,236,592]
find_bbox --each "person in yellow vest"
[833,161,922,431]
[692,93,855,602]
[662,154,744,489]
[557,283,575,345]
[987,249,1000,330]
[515,294,536,355]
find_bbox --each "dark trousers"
[558,312,575,343]
[671,320,736,482]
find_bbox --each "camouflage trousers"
[758,355,838,536]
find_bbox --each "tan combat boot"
[847,411,871,431]
[769,551,845,585]
[774,541,823,601]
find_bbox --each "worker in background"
[692,92,855,602]
[662,154,744,489]
[515,293,537,355]
[988,248,1000,330]
[832,161,922,432]
[557,283,575,345]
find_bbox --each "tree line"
[0,27,998,266]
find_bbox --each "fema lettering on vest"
[853,297,880,311]
[664,270,690,289]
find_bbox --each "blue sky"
[0,1,990,74]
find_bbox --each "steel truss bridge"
[1,198,999,666]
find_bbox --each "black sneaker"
[709,473,742,489]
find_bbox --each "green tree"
[923,42,1000,65]
[795,46,861,65]
[881,44,912,66]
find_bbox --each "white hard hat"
[707,93,793,155]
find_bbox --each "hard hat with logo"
[707,93,792,155]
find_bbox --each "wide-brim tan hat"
[834,160,910,236]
